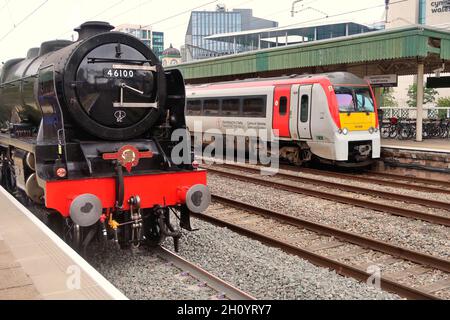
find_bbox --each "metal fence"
[380,107,450,120]
[379,107,450,140]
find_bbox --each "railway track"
[194,195,450,300]
[156,247,256,300]
[204,165,450,227]
[281,165,450,195]
[219,163,450,211]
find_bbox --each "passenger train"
[186,72,380,167]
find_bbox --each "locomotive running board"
[0,133,36,153]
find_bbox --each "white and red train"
[186,72,380,167]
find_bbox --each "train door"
[289,84,300,140]
[272,85,291,138]
[298,85,312,139]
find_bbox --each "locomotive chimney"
[74,21,114,41]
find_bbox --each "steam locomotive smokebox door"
[63,32,164,140]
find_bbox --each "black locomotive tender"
[0,21,210,251]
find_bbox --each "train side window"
[203,99,220,116]
[222,98,241,116]
[279,96,287,115]
[300,95,309,123]
[243,97,266,117]
[186,100,202,116]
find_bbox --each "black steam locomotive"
[0,21,210,251]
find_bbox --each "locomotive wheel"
[142,210,166,247]
[63,219,82,252]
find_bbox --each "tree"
[406,83,438,108]
[437,97,450,119]
[381,88,398,107]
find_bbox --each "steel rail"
[293,166,450,194]
[192,211,440,300]
[207,167,450,227]
[212,194,450,273]
[367,171,450,189]
[217,164,450,211]
[156,247,256,300]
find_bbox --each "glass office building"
[185,7,277,61]
[115,24,164,59]
[151,32,164,58]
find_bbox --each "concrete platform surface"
[382,139,450,154]
[0,187,127,300]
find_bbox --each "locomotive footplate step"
[0,187,127,300]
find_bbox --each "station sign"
[427,0,450,26]
[363,74,398,87]
[426,76,450,88]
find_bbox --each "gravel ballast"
[208,173,450,260]
[86,244,219,300]
[162,218,400,300]
[85,219,400,300]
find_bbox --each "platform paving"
[382,139,450,153]
[0,188,127,300]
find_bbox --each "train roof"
[186,72,368,90]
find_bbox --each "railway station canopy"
[170,25,450,84]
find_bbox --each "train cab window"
[300,95,309,123]
[186,100,202,116]
[203,99,220,116]
[334,87,355,112]
[334,86,375,113]
[279,97,288,115]
[222,99,241,116]
[243,97,266,117]
[355,88,375,112]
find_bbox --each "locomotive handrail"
[0,74,38,88]
[87,57,153,65]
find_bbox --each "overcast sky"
[0,0,387,62]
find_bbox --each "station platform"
[381,139,450,154]
[376,139,450,181]
[0,187,127,300]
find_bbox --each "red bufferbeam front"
[45,170,207,217]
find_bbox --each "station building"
[386,0,450,107]
[204,22,379,54]
[161,44,182,67]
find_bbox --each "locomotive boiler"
[0,21,210,252]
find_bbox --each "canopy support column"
[416,62,424,142]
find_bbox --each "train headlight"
[369,127,375,134]
[342,128,349,135]
[374,127,379,133]
[338,129,343,134]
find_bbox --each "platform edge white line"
[0,187,128,300]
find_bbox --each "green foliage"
[406,83,439,108]
[437,97,450,107]
[437,97,450,119]
[381,88,398,107]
